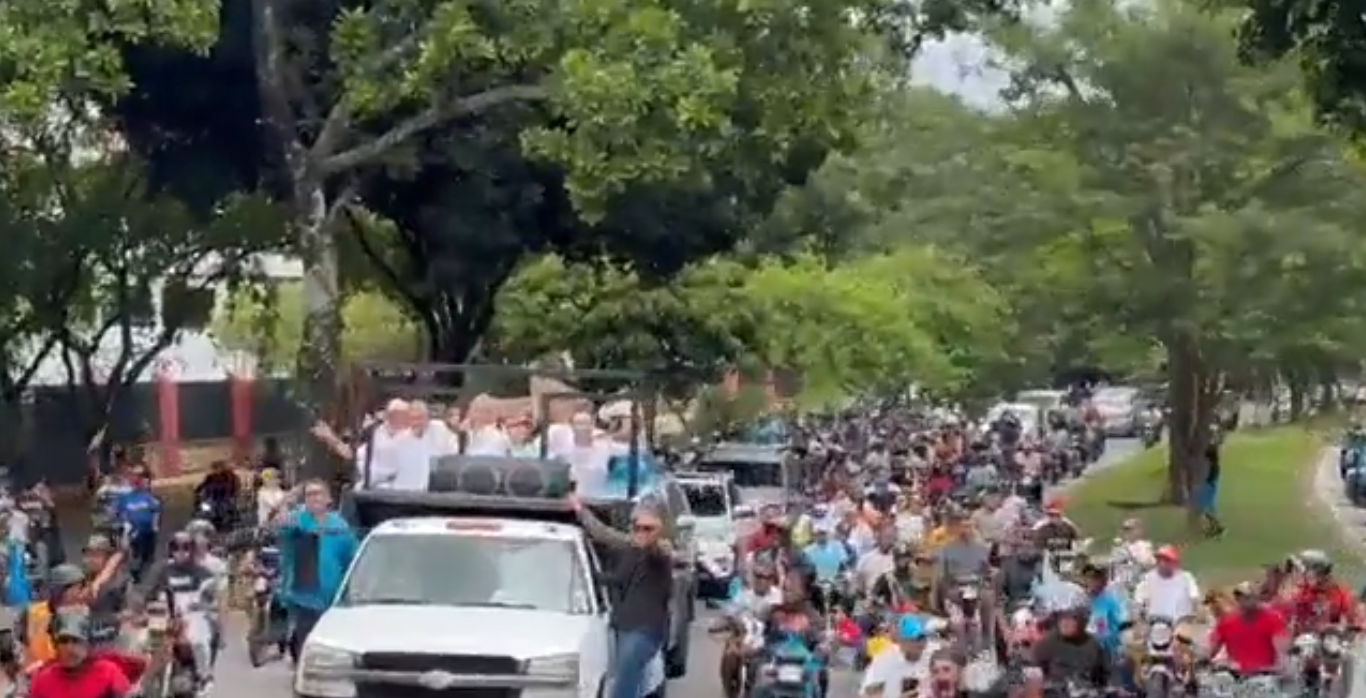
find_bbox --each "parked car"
[1093,386,1141,437]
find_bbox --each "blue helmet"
[896,614,926,641]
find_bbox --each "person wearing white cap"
[311,398,415,490]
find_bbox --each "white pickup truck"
[294,513,666,698]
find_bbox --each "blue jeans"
[610,629,663,698]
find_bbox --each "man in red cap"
[1134,546,1201,620]
[1031,497,1080,554]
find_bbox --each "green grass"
[1068,427,1355,587]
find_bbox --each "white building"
[23,252,301,386]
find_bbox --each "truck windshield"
[338,533,593,614]
[680,482,727,517]
[694,460,782,488]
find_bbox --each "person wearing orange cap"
[1031,497,1080,555]
[1133,546,1201,621]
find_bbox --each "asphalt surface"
[1310,446,1366,698]
[40,438,1143,698]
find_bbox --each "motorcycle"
[709,611,764,698]
[759,634,823,698]
[246,545,289,667]
[1139,619,1181,698]
[948,576,987,652]
[1291,629,1348,698]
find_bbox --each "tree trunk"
[293,177,344,483]
[1289,378,1306,422]
[1318,369,1338,412]
[1163,331,1217,528]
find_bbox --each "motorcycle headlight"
[1147,623,1173,647]
[1323,636,1344,655]
[1293,633,1320,652]
[525,653,579,680]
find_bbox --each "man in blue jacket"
[278,479,358,662]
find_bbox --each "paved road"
[36,438,1144,698]
[1309,446,1366,698]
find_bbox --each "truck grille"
[355,653,521,698]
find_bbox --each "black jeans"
[289,606,324,662]
[129,530,158,582]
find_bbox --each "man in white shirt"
[860,615,941,697]
[1132,545,1200,620]
[464,399,512,456]
[855,529,898,594]
[312,399,410,490]
[567,412,612,490]
[400,400,457,489]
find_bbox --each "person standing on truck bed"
[568,490,673,698]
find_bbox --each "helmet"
[1298,549,1333,574]
[48,563,85,589]
[186,519,216,536]
[49,608,91,643]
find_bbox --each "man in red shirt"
[1207,582,1288,674]
[1277,550,1361,634]
[29,609,131,698]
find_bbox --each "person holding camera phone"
[860,615,942,698]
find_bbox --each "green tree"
[981,0,1366,513]
[104,0,924,444]
[0,0,221,456]
[488,256,762,396]
[213,284,422,372]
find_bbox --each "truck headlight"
[525,653,579,680]
[295,643,358,698]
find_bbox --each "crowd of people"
[309,396,643,492]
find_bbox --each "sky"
[912,33,1009,108]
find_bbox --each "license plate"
[776,665,802,683]
[148,616,168,631]
[253,577,269,593]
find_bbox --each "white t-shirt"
[354,426,409,490]
[860,643,943,697]
[545,423,576,461]
[894,514,926,545]
[256,487,288,525]
[856,549,896,591]
[465,425,512,457]
[1134,569,1200,619]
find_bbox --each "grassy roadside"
[1068,427,1355,586]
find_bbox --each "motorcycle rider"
[21,564,91,672]
[860,614,943,698]
[149,531,219,691]
[1133,546,1201,621]
[1206,581,1288,674]
[759,573,826,698]
[856,527,898,596]
[194,459,241,533]
[1277,550,1361,633]
[804,525,853,612]
[1081,563,1126,657]
[110,471,159,582]
[1032,606,1110,687]
[78,535,130,644]
[1031,499,1079,554]
[28,609,132,698]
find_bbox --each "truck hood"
[310,605,593,659]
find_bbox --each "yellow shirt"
[866,635,894,658]
[923,526,953,553]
